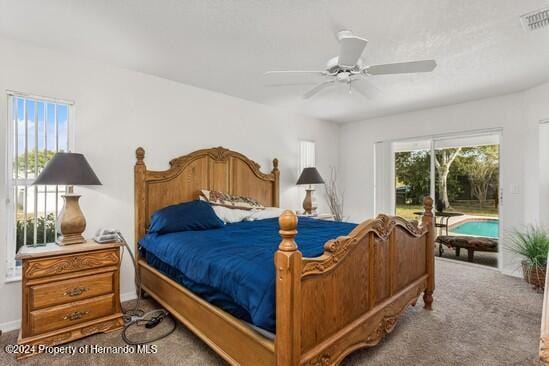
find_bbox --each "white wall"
[0,37,341,331]
[540,123,549,228]
[340,82,549,277]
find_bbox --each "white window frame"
[5,91,75,281]
[299,140,316,173]
[298,140,317,211]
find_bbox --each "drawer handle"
[64,287,89,297]
[63,310,89,321]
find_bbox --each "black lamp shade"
[33,152,102,186]
[296,167,324,185]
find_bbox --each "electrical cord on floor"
[115,232,177,345]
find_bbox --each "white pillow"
[246,207,286,221]
[212,205,252,224]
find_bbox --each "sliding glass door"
[389,132,501,268]
[393,140,433,220]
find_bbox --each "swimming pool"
[449,219,499,239]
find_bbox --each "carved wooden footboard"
[275,197,435,365]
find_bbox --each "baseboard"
[501,267,522,278]
[121,290,138,303]
[1,292,138,334]
[0,319,21,333]
[436,256,499,272]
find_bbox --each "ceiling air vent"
[521,8,549,31]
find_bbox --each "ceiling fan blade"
[264,70,327,76]
[302,80,335,99]
[264,81,319,87]
[365,60,437,75]
[338,34,368,68]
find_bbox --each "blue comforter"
[139,217,357,332]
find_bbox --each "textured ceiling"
[1,0,549,123]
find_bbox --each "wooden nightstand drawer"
[24,249,119,279]
[17,241,123,357]
[30,271,115,310]
[29,294,116,335]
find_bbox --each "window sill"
[5,268,22,283]
[5,275,21,283]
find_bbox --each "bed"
[139,216,358,334]
[134,146,435,365]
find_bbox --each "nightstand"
[16,241,124,359]
[298,212,335,221]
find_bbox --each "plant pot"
[521,260,546,291]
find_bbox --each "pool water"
[449,220,499,239]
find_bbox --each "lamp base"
[56,194,87,246]
[302,189,317,215]
[57,234,86,246]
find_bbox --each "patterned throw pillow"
[200,189,264,210]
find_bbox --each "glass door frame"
[381,128,503,271]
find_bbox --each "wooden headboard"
[134,146,279,244]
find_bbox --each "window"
[299,140,316,173]
[6,92,73,279]
[298,140,317,210]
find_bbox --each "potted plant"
[509,225,549,291]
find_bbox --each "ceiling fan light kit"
[265,30,437,99]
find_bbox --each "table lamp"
[33,152,102,245]
[296,167,325,215]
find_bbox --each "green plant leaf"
[508,225,549,268]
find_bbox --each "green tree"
[15,149,55,175]
[395,150,430,204]
[457,145,499,208]
[435,148,461,209]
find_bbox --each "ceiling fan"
[264,30,437,99]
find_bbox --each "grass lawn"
[396,203,498,221]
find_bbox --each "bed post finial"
[422,196,435,310]
[272,158,280,208]
[422,196,433,224]
[136,147,145,165]
[275,209,302,365]
[278,210,298,251]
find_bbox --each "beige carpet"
[1,259,543,365]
